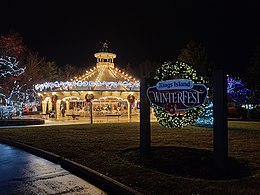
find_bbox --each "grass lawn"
[0,121,260,195]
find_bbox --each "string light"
[227,76,251,103]
[0,56,25,77]
[0,56,39,119]
[35,80,140,91]
[0,87,39,119]
[195,100,213,127]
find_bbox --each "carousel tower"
[94,41,116,69]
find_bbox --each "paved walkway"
[0,143,107,195]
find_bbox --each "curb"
[60,157,141,195]
[0,138,141,195]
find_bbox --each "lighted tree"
[0,56,26,95]
[227,76,251,104]
[195,100,213,127]
[0,32,41,117]
[1,84,39,118]
[0,57,26,118]
[8,87,39,112]
[0,56,25,78]
[0,33,26,96]
[194,77,251,127]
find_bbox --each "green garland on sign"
[152,61,206,128]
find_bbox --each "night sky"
[1,1,260,76]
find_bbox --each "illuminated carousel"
[35,43,140,120]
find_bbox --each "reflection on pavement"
[0,143,106,195]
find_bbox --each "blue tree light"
[195,76,251,128]
[195,100,213,127]
[227,76,251,104]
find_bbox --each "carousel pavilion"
[35,43,140,120]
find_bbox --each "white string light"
[35,80,140,91]
[0,56,25,77]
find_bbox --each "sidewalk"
[0,142,106,195]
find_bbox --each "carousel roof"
[35,42,140,92]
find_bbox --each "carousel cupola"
[94,41,116,69]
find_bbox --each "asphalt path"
[0,143,107,195]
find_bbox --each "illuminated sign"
[147,79,207,113]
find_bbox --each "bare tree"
[19,51,45,88]
[0,32,26,59]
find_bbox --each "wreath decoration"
[85,93,94,103]
[127,94,135,104]
[152,61,206,128]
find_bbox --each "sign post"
[140,77,151,153]
[213,69,228,173]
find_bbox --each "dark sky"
[1,1,260,76]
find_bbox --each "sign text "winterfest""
[147,79,207,111]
